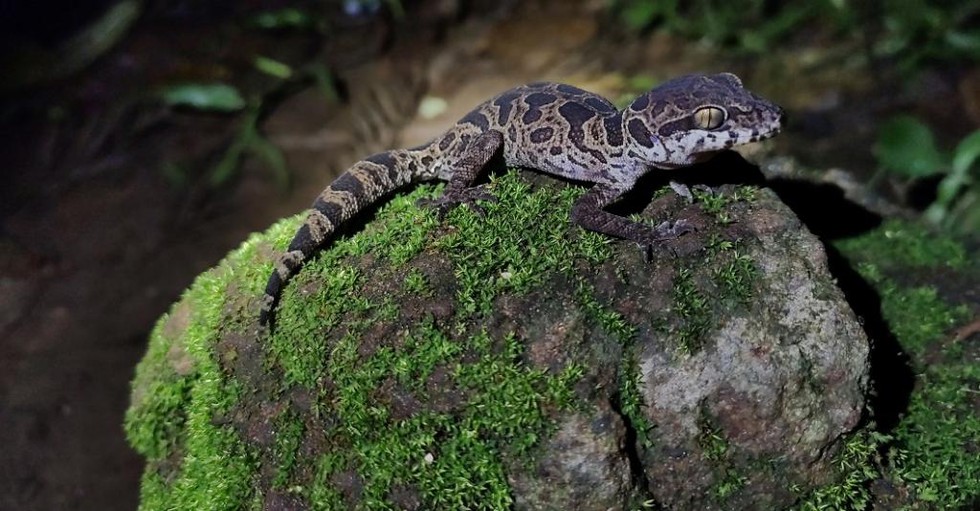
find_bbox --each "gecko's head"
[623,73,784,168]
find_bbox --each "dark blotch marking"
[550,146,562,155]
[657,117,694,137]
[459,110,490,131]
[558,101,607,164]
[524,92,558,109]
[492,93,518,126]
[438,132,456,151]
[627,118,654,148]
[558,101,596,126]
[286,225,315,253]
[567,153,590,170]
[529,126,554,143]
[366,151,396,168]
[522,108,542,124]
[556,84,585,96]
[507,125,518,142]
[584,96,616,113]
[387,162,402,183]
[630,93,650,112]
[421,155,434,166]
[313,196,344,223]
[603,115,623,146]
[331,172,365,196]
[521,92,559,125]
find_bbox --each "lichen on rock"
[126,169,869,511]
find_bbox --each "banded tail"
[259,149,421,327]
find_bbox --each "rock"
[125,169,868,511]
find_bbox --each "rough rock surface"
[125,168,869,511]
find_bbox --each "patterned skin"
[259,73,784,327]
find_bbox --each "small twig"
[952,317,980,342]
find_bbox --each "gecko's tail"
[258,149,419,329]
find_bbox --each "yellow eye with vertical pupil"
[694,106,726,130]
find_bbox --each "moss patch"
[811,218,980,509]
[124,219,301,509]
[129,170,617,510]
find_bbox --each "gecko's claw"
[653,218,694,239]
[637,219,694,261]
[417,185,497,219]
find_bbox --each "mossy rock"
[125,170,869,510]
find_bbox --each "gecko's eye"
[693,106,726,130]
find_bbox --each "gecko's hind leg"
[418,130,504,218]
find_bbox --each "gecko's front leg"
[418,130,504,218]
[570,182,692,260]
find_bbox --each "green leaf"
[621,1,660,31]
[874,115,946,177]
[930,129,980,212]
[249,8,313,30]
[254,56,293,79]
[951,129,980,176]
[161,83,247,112]
[248,135,290,190]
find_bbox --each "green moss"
[713,470,748,500]
[575,281,654,449]
[402,267,431,297]
[125,222,288,509]
[252,172,599,509]
[835,219,967,271]
[342,190,442,265]
[672,267,713,354]
[309,452,347,510]
[698,418,729,462]
[807,219,980,509]
[696,411,750,503]
[710,241,758,305]
[618,351,653,448]
[299,323,583,510]
[889,357,980,506]
[692,185,759,225]
[864,267,969,354]
[272,409,305,488]
[576,280,636,343]
[436,170,612,316]
[794,431,883,511]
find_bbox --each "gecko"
[259,73,784,327]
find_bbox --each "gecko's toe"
[419,185,497,219]
[652,218,694,239]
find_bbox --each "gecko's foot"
[669,181,714,204]
[637,219,694,261]
[417,185,497,219]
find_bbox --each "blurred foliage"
[158,79,286,189]
[877,0,980,72]
[608,0,850,53]
[608,0,980,68]
[157,55,339,189]
[0,0,142,94]
[154,0,405,189]
[161,83,247,112]
[874,115,980,235]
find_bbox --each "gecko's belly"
[504,144,605,182]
